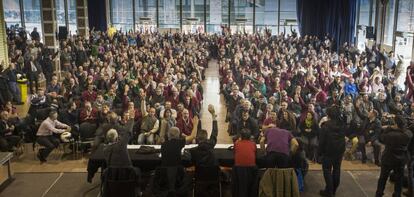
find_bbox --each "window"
[23,0,43,40]
[395,0,414,62]
[111,0,133,32]
[358,0,370,26]
[206,0,228,33]
[230,0,254,34]
[280,0,298,35]
[3,0,21,28]
[56,0,66,28]
[255,0,278,35]
[182,0,204,33]
[396,0,414,33]
[159,0,180,29]
[383,0,396,45]
[68,0,77,34]
[135,0,157,31]
[372,0,376,26]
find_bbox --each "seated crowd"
[1,28,210,161]
[0,27,413,196]
[219,32,413,165]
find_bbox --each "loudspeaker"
[58,26,68,40]
[366,26,375,39]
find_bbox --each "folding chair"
[193,166,222,197]
[101,167,139,197]
[231,166,259,197]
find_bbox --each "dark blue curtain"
[296,0,357,51]
[88,0,107,31]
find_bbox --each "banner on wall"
[210,0,222,24]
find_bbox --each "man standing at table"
[102,128,141,194]
[189,105,218,166]
[259,122,299,168]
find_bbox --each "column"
[0,0,8,66]
[412,41,414,62]
[41,0,59,51]
[77,0,89,37]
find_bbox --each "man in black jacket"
[93,112,134,151]
[24,55,41,94]
[189,105,218,167]
[101,128,141,195]
[5,63,23,105]
[358,109,382,165]
[375,115,412,197]
[0,110,21,152]
[318,106,346,197]
[58,101,79,139]
[235,111,259,141]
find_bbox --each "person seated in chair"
[58,101,79,139]
[36,110,71,163]
[189,105,218,166]
[0,110,21,152]
[93,112,134,151]
[138,99,159,145]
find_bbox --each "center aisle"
[200,59,233,144]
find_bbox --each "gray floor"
[303,171,385,197]
[0,171,395,197]
[0,173,101,197]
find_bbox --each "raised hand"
[208,104,215,115]
[192,115,199,125]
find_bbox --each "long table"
[0,153,13,191]
[87,144,265,181]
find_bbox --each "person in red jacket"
[176,109,194,138]
[234,129,257,166]
[81,84,97,102]
[79,101,97,124]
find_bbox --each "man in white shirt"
[372,76,385,95]
[36,110,71,163]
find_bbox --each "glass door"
[394,31,413,63]
[356,26,367,51]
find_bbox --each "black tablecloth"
[87,146,265,181]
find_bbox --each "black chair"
[77,122,97,157]
[151,166,192,197]
[193,166,222,197]
[231,166,259,197]
[101,167,139,197]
